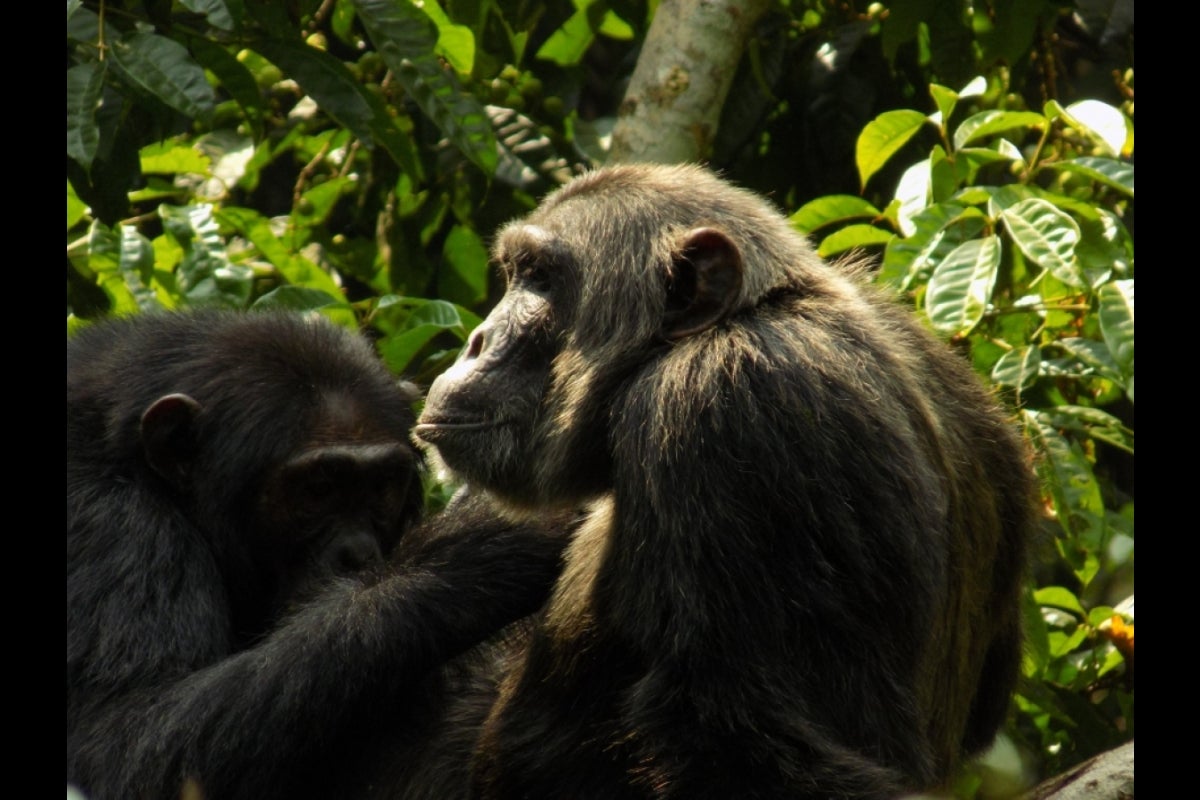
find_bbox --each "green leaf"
[418,0,476,73]
[188,37,266,133]
[1098,280,1134,380]
[537,3,598,67]
[118,225,163,311]
[925,235,1000,336]
[1023,411,1106,585]
[354,0,497,174]
[1034,586,1086,619]
[791,195,882,235]
[253,286,346,310]
[439,225,489,307]
[816,224,894,258]
[1001,198,1082,286]
[86,221,140,315]
[490,105,569,191]
[216,206,345,299]
[376,299,471,374]
[160,203,251,307]
[991,345,1041,390]
[1042,406,1133,455]
[109,32,215,120]
[1024,413,1106,523]
[68,180,89,230]
[1061,99,1129,155]
[893,157,931,237]
[67,0,82,19]
[879,204,986,291]
[929,145,956,203]
[856,109,929,189]
[254,38,422,178]
[140,141,211,175]
[294,177,355,229]
[1049,337,1123,383]
[179,0,235,31]
[67,62,105,170]
[1049,157,1134,197]
[952,110,1045,150]
[928,83,958,128]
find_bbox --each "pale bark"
[1023,740,1134,800]
[608,0,769,164]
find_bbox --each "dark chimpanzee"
[66,310,568,800]
[413,164,1037,798]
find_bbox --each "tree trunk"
[608,0,769,164]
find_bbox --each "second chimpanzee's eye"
[521,263,553,293]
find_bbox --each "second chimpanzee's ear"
[140,393,203,489]
[662,227,745,340]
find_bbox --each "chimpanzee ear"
[140,393,203,488]
[662,227,744,340]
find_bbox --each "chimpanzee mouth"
[412,418,502,443]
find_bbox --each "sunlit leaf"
[856,109,929,189]
[991,345,1041,389]
[1041,406,1133,455]
[1062,99,1129,155]
[160,203,250,307]
[1049,337,1123,383]
[952,110,1045,150]
[1001,198,1082,286]
[816,224,894,258]
[925,235,1001,336]
[417,0,475,73]
[1098,280,1134,380]
[928,83,957,128]
[140,141,211,175]
[355,0,496,174]
[893,157,931,237]
[216,206,345,299]
[68,180,89,230]
[1050,157,1134,197]
[879,204,986,290]
[489,105,571,190]
[790,195,882,235]
[293,177,355,229]
[87,221,140,315]
[1034,586,1086,619]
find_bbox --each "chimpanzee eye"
[521,264,553,292]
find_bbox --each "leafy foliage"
[796,76,1134,792]
[67,1,1132,795]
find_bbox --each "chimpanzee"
[413,164,1037,798]
[66,310,569,800]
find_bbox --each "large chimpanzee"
[66,310,568,800]
[414,164,1037,798]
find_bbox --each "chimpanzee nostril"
[462,326,486,360]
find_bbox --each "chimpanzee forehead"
[493,223,581,267]
[495,223,552,257]
[307,389,410,446]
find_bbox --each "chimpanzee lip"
[412,418,500,442]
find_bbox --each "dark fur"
[414,164,1036,798]
[67,310,567,800]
